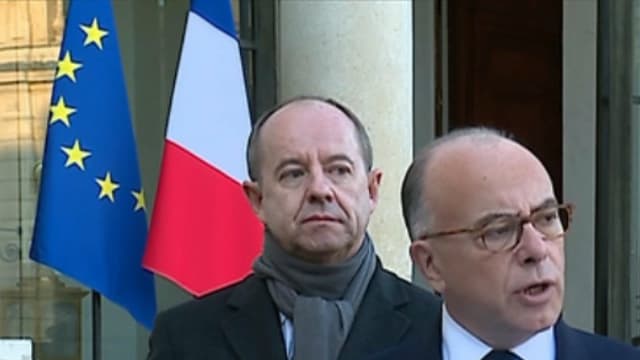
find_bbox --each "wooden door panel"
[448,0,563,199]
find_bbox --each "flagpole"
[92,291,101,360]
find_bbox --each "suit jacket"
[147,263,441,360]
[367,308,640,360]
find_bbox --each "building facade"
[0,0,637,359]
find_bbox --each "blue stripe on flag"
[191,0,237,39]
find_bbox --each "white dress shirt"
[441,304,555,360]
[279,312,294,360]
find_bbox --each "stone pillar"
[278,0,413,278]
[563,0,597,331]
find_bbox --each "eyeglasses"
[418,203,574,252]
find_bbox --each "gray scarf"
[252,231,377,360]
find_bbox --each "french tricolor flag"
[144,0,263,296]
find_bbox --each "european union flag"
[30,0,156,329]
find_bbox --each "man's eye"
[541,211,558,223]
[280,169,305,180]
[328,165,351,176]
[484,224,513,237]
[534,209,560,226]
[481,219,516,240]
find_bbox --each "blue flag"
[30,0,156,329]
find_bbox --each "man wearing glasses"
[371,127,639,359]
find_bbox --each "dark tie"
[481,350,523,360]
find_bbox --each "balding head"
[246,96,373,182]
[402,128,516,240]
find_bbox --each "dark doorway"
[447,0,563,199]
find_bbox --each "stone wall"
[0,0,63,293]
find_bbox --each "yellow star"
[131,189,146,211]
[56,51,82,82]
[60,139,91,170]
[80,18,109,50]
[49,96,76,127]
[96,172,120,202]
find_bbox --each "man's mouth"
[522,282,550,296]
[516,281,555,305]
[302,215,340,223]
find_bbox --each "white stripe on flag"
[166,11,251,182]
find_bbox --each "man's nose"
[515,223,549,264]
[306,169,334,202]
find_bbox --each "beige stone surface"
[0,0,62,292]
[0,0,63,48]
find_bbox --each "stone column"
[563,0,597,331]
[278,0,413,278]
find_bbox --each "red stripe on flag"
[144,140,263,296]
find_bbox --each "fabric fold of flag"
[30,0,156,329]
[143,0,263,297]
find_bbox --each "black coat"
[147,263,442,360]
[367,308,640,360]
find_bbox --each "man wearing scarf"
[147,96,441,360]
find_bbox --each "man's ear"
[410,240,446,294]
[242,180,265,221]
[367,168,383,206]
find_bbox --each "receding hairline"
[422,127,513,175]
[401,127,513,240]
[255,99,359,166]
[246,95,373,181]
[269,98,338,117]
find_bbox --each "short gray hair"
[401,127,511,241]
[246,95,373,181]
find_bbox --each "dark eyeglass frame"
[417,203,575,252]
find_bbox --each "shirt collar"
[441,304,556,360]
